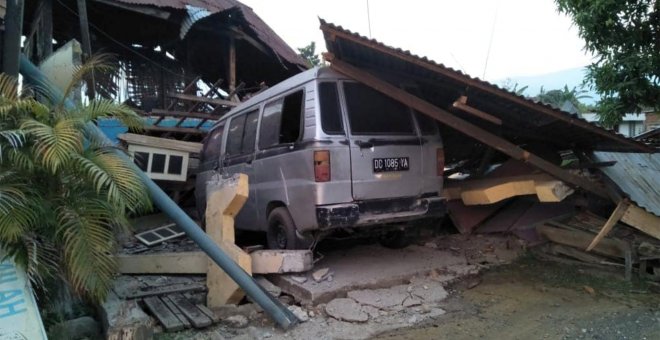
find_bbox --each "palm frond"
[22,235,60,289]
[2,148,35,171]
[0,172,41,243]
[0,74,19,101]
[77,99,145,131]
[0,130,26,159]
[55,198,118,302]
[61,54,117,103]
[72,148,151,213]
[21,118,83,172]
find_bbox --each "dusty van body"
[196,67,445,249]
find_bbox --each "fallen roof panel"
[319,19,652,156]
[592,152,660,217]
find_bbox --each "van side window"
[226,109,260,156]
[226,115,246,155]
[344,82,414,135]
[260,90,304,148]
[201,124,225,163]
[319,82,343,134]
[242,110,259,153]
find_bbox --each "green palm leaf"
[56,197,118,302]
[22,118,83,172]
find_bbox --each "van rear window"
[319,82,343,134]
[344,82,414,135]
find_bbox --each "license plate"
[373,157,410,173]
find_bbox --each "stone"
[48,316,100,340]
[224,315,249,328]
[290,275,308,284]
[255,276,282,297]
[402,296,423,308]
[312,268,330,282]
[288,305,309,322]
[361,305,381,319]
[325,298,369,323]
[98,292,153,340]
[278,295,294,305]
[347,286,408,309]
[410,281,448,303]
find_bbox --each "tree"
[297,41,321,68]
[556,0,659,127]
[0,56,151,302]
[533,85,592,113]
[500,78,529,96]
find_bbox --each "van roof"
[215,67,346,125]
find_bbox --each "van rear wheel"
[267,207,299,250]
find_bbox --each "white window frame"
[128,145,190,181]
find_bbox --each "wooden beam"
[2,0,24,77]
[228,35,237,102]
[621,204,660,240]
[586,200,629,251]
[451,174,574,205]
[326,56,610,199]
[149,109,223,122]
[116,252,207,274]
[118,133,203,153]
[39,0,53,60]
[320,25,653,153]
[76,0,95,97]
[142,125,207,136]
[167,93,237,107]
[453,97,502,125]
[537,225,629,259]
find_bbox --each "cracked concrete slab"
[325,298,369,322]
[270,244,467,305]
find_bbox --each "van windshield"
[344,82,414,135]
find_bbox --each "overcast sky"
[240,0,593,83]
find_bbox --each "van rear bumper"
[315,196,445,230]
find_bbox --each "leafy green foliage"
[297,41,321,68]
[533,85,593,113]
[556,0,659,127]
[0,59,151,302]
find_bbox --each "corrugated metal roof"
[319,19,653,160]
[113,0,307,69]
[592,152,660,217]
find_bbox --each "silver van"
[196,67,445,249]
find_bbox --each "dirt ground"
[383,255,660,340]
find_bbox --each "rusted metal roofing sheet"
[319,19,652,157]
[592,152,660,217]
[115,0,307,69]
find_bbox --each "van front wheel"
[267,207,299,250]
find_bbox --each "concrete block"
[250,250,313,274]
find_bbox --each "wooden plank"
[453,99,503,125]
[451,174,573,205]
[148,109,223,121]
[621,204,660,240]
[320,26,652,153]
[167,93,237,107]
[143,296,184,332]
[196,304,220,323]
[124,283,206,299]
[142,125,207,135]
[161,296,191,329]
[169,294,212,328]
[326,57,610,199]
[537,225,629,259]
[586,200,630,251]
[228,35,237,101]
[118,133,202,153]
[116,252,207,274]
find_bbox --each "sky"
[240,0,594,83]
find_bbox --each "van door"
[342,82,424,200]
[196,123,225,219]
[223,109,260,229]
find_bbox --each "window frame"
[259,88,306,150]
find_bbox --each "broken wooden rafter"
[586,199,630,251]
[325,55,609,198]
[118,133,202,153]
[142,125,206,136]
[167,93,237,107]
[453,96,502,125]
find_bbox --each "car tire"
[379,229,411,249]
[267,207,300,250]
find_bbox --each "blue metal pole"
[19,55,299,329]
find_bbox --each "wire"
[482,0,500,80]
[54,0,187,79]
[366,0,372,38]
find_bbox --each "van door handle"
[356,141,374,149]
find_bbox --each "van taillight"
[314,150,331,182]
[436,148,445,177]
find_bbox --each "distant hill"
[497,67,599,104]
